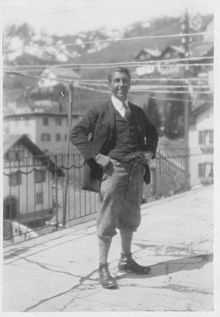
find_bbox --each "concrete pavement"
[3,185,213,312]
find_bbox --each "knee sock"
[98,236,112,265]
[120,230,133,256]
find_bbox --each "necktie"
[124,103,130,119]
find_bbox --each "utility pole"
[63,83,74,226]
[181,9,191,190]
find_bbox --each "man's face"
[108,71,131,101]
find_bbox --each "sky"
[1,0,216,35]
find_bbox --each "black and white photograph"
[1,0,216,312]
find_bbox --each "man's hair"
[107,67,131,82]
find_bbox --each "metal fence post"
[54,154,59,229]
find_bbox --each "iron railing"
[3,150,212,244]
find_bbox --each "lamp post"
[62,83,74,226]
[181,9,191,190]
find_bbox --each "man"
[71,67,158,289]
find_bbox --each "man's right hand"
[144,152,153,161]
[95,153,111,169]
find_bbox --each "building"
[135,45,186,77]
[135,48,161,61]
[38,67,80,88]
[189,103,213,187]
[3,134,64,229]
[28,67,80,113]
[160,45,185,59]
[4,112,81,154]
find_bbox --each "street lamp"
[181,9,191,190]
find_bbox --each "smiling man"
[71,67,158,289]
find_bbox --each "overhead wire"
[79,77,209,83]
[63,31,211,46]
[4,56,213,70]
[6,68,208,83]
[5,71,211,96]
[131,88,212,94]
[78,84,211,95]
[78,82,210,88]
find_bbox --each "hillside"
[3,14,213,114]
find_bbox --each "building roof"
[190,103,213,124]
[135,48,161,59]
[168,45,185,54]
[190,41,213,58]
[203,18,214,42]
[4,134,64,177]
[39,67,80,87]
[161,45,185,57]
[4,135,22,154]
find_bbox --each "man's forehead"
[111,71,130,79]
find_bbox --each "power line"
[65,31,211,46]
[77,84,213,102]
[4,70,213,105]
[4,56,213,70]
[80,77,208,83]
[5,71,212,95]
[80,82,210,88]
[9,69,207,83]
[151,96,201,103]
[131,88,211,94]
[77,85,109,94]
[5,70,72,85]
[79,83,211,95]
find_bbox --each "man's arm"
[71,108,98,160]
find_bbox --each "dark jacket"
[71,100,158,191]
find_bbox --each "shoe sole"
[118,268,151,274]
[101,284,118,289]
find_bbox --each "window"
[65,134,68,141]
[41,133,51,141]
[6,151,17,162]
[34,169,46,183]
[5,150,24,162]
[35,192,44,205]
[56,133,61,141]
[198,162,213,178]
[42,117,49,126]
[55,117,62,126]
[9,171,22,186]
[198,130,213,146]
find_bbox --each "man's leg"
[120,229,133,256]
[97,160,121,289]
[98,236,112,265]
[98,236,118,289]
[119,229,151,274]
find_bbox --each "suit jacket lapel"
[90,100,116,156]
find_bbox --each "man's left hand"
[144,152,153,161]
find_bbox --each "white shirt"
[111,95,129,118]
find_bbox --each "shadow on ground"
[117,253,213,280]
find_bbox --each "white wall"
[4,144,53,218]
[36,116,69,154]
[4,118,37,142]
[189,108,213,187]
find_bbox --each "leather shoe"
[99,263,118,289]
[118,253,151,274]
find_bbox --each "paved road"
[3,185,213,312]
